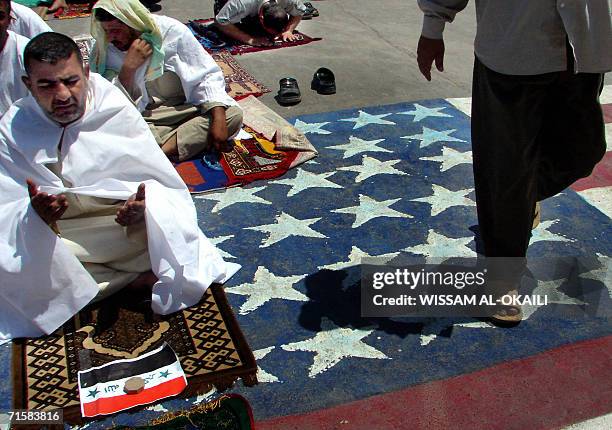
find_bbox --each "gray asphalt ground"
[48,0,479,118]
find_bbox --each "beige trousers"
[55,192,151,301]
[142,72,243,161]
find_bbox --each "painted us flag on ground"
[4,88,608,429]
[77,343,187,418]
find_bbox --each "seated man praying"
[0,32,239,341]
[90,0,242,162]
[214,0,306,46]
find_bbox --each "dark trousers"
[471,57,606,257]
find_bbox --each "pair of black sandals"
[277,67,335,105]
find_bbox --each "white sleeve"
[417,0,469,39]
[9,2,53,39]
[165,26,236,108]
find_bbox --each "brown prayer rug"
[212,51,271,100]
[12,285,257,424]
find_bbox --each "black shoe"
[311,67,336,94]
[302,1,319,19]
[276,77,301,105]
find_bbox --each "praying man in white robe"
[0,32,239,341]
[0,0,30,116]
[9,1,52,39]
[90,0,243,162]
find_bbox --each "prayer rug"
[53,2,92,19]
[211,51,271,100]
[39,2,93,21]
[11,285,257,425]
[175,127,301,193]
[187,18,321,55]
[175,96,317,193]
[111,394,254,429]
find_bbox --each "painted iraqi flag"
[77,343,187,418]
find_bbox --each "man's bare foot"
[47,0,68,13]
[116,183,146,226]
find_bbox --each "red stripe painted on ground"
[82,377,186,417]
[602,104,612,123]
[257,336,612,430]
[571,151,612,192]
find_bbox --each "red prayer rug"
[187,18,321,55]
[175,127,303,193]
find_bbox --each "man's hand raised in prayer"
[118,39,153,97]
[208,106,234,153]
[417,36,445,81]
[116,183,146,226]
[27,178,68,225]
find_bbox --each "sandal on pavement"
[277,77,301,105]
[311,67,336,94]
[489,289,523,327]
[302,2,319,19]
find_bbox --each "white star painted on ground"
[531,220,575,244]
[339,110,396,129]
[337,156,408,183]
[403,229,475,263]
[522,278,586,320]
[332,194,413,228]
[195,186,271,213]
[327,136,391,159]
[411,184,476,216]
[272,169,342,197]
[318,246,400,290]
[281,318,389,377]
[420,146,473,172]
[419,320,494,346]
[253,346,281,383]
[209,235,235,259]
[579,254,611,298]
[192,387,217,405]
[294,119,331,134]
[246,212,327,247]
[397,103,452,122]
[225,266,308,314]
[401,127,466,149]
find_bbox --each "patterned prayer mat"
[112,394,254,429]
[211,51,271,100]
[12,285,257,424]
[38,2,93,21]
[187,18,321,55]
[175,126,308,193]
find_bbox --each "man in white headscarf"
[0,32,239,341]
[90,0,243,162]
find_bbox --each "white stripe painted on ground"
[605,123,611,151]
[600,84,612,104]
[563,412,612,429]
[446,97,472,117]
[577,186,612,219]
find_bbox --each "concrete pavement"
[47,0,478,117]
